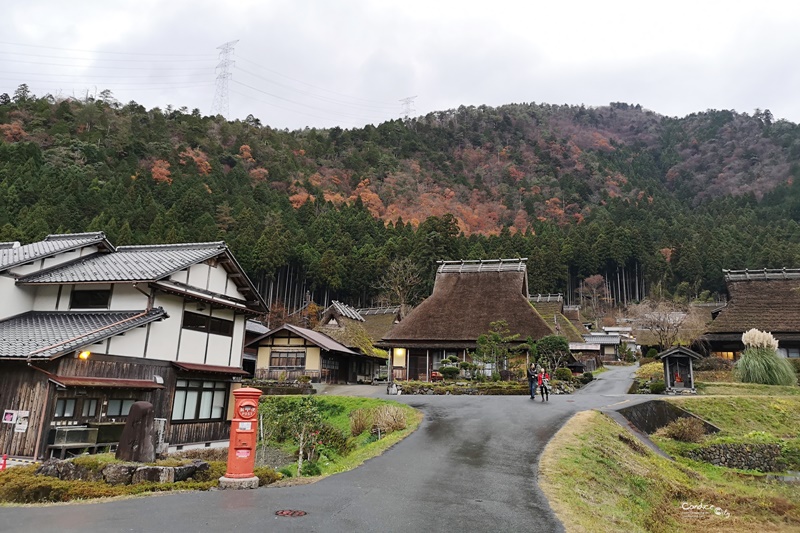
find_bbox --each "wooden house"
[249,323,361,383]
[380,259,554,381]
[0,232,266,459]
[702,269,800,360]
[314,301,390,383]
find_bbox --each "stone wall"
[686,443,783,472]
[36,458,210,485]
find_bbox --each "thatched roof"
[381,260,553,348]
[316,301,390,358]
[705,276,800,337]
[530,299,586,343]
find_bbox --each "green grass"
[667,396,800,437]
[696,381,800,396]
[539,410,800,533]
[260,396,422,478]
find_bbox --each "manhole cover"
[276,510,307,517]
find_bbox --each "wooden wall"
[0,361,52,458]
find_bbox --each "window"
[182,311,233,337]
[81,398,98,417]
[270,351,306,368]
[107,399,136,417]
[788,348,800,359]
[714,351,735,361]
[322,357,339,370]
[70,289,111,309]
[171,380,227,422]
[54,398,76,418]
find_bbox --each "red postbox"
[222,387,262,485]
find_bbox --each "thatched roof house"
[529,294,586,343]
[380,259,554,381]
[702,269,800,360]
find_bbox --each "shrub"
[253,466,281,486]
[298,375,312,383]
[734,346,797,386]
[635,362,664,381]
[645,348,659,359]
[350,408,372,436]
[553,368,573,382]
[788,359,800,382]
[580,372,594,384]
[659,417,706,443]
[193,461,227,482]
[170,447,229,462]
[300,461,321,477]
[694,356,734,371]
[279,467,293,478]
[439,366,460,380]
[372,404,407,434]
[318,422,353,456]
[649,381,666,394]
[638,357,655,366]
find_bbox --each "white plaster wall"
[32,285,60,311]
[144,295,184,360]
[106,324,149,358]
[229,315,245,367]
[206,334,232,366]
[187,264,209,289]
[178,330,208,364]
[110,285,148,310]
[0,277,36,318]
[207,263,228,294]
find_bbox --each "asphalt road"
[0,366,640,533]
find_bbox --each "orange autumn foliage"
[151,160,172,185]
[249,168,269,184]
[179,147,212,175]
[0,121,28,142]
[238,144,255,164]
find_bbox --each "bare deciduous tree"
[377,257,422,318]
[630,300,709,351]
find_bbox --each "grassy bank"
[539,410,800,532]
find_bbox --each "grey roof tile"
[0,232,110,271]
[18,242,226,283]
[0,308,167,359]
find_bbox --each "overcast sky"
[3,0,799,130]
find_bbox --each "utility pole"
[399,96,417,120]
[211,40,239,117]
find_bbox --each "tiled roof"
[172,362,249,375]
[248,324,359,356]
[331,301,364,321]
[49,375,165,389]
[706,277,800,333]
[0,308,167,359]
[0,232,111,272]
[18,242,226,283]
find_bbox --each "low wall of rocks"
[243,380,315,395]
[685,443,783,472]
[36,458,210,485]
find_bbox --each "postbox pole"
[219,387,262,490]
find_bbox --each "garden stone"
[35,459,65,479]
[173,464,197,482]
[132,466,175,484]
[102,463,136,485]
[192,460,210,473]
[116,401,157,463]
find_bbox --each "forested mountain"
[3,84,800,314]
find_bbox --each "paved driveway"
[0,366,640,533]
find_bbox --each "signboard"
[2,410,17,424]
[14,411,29,433]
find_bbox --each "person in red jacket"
[537,368,550,402]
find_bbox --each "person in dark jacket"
[526,363,537,399]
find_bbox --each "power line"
[1,50,215,63]
[235,55,397,108]
[0,40,213,57]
